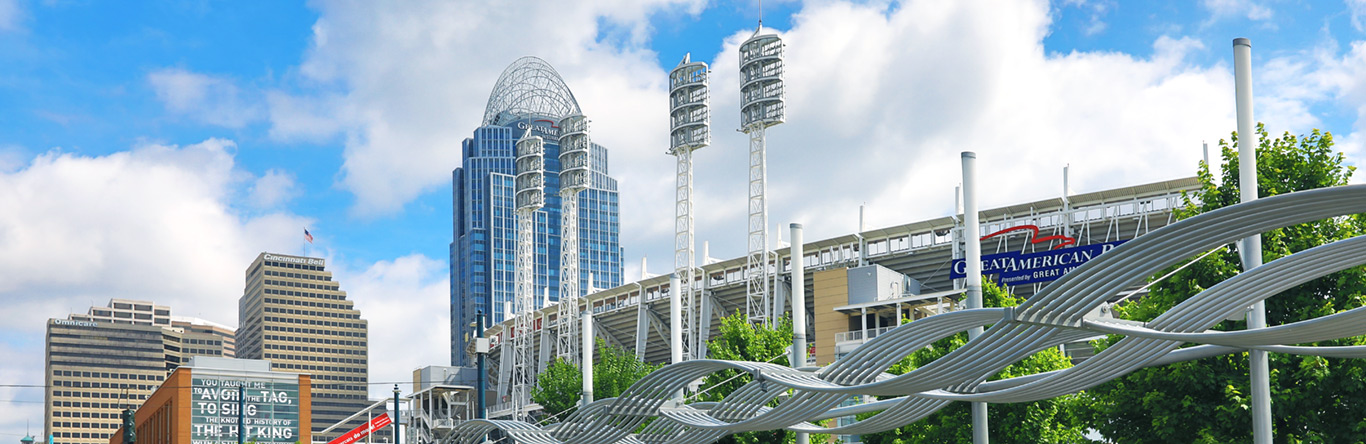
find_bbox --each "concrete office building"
[450,56,623,367]
[68,299,172,327]
[236,252,369,442]
[43,319,172,444]
[170,318,236,358]
[44,300,239,444]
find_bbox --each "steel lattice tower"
[739,28,785,325]
[668,54,710,361]
[510,130,546,421]
[557,114,591,365]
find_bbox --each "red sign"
[327,413,393,444]
[980,224,1076,250]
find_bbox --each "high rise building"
[170,318,237,358]
[43,300,237,444]
[450,56,623,366]
[44,319,169,444]
[237,252,370,442]
[68,299,171,327]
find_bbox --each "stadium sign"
[515,119,562,138]
[950,225,1125,285]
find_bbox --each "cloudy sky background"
[5,0,1366,438]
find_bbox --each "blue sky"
[4,0,1366,439]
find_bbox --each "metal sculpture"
[446,184,1366,444]
[485,57,582,127]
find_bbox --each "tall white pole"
[790,223,808,444]
[582,309,594,405]
[669,273,684,400]
[1234,37,1272,444]
[962,152,988,444]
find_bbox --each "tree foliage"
[696,312,797,444]
[1083,124,1366,442]
[859,280,1090,444]
[532,338,663,419]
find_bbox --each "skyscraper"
[237,252,370,442]
[450,56,622,366]
[44,300,237,444]
[44,319,168,444]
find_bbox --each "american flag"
[304,228,314,244]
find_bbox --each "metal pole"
[393,385,401,444]
[237,385,245,444]
[476,310,486,419]
[669,273,684,400]
[1234,37,1272,444]
[582,309,594,405]
[790,223,809,444]
[962,151,988,444]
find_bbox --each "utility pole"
[963,152,988,444]
[1234,37,1272,444]
[237,385,244,444]
[476,310,487,419]
[393,385,401,444]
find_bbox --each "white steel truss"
[669,54,711,361]
[739,29,785,325]
[509,131,545,421]
[558,114,591,365]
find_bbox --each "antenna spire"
[758,0,763,28]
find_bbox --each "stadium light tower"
[511,129,546,421]
[739,27,785,325]
[557,114,591,365]
[669,54,711,361]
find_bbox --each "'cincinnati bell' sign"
[949,225,1126,286]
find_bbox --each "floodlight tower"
[510,129,545,421]
[739,27,785,325]
[557,114,591,365]
[669,54,711,361]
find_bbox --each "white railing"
[834,326,896,344]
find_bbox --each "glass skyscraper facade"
[450,57,622,367]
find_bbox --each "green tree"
[697,312,829,444]
[532,338,663,419]
[858,280,1091,444]
[1083,125,1366,443]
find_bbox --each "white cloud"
[1202,0,1273,22]
[261,0,1361,276]
[0,0,20,32]
[248,169,299,209]
[1349,0,1366,32]
[0,139,311,434]
[148,68,262,128]
[268,0,704,215]
[328,254,451,400]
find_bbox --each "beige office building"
[68,299,172,327]
[43,319,171,444]
[237,252,370,442]
[44,300,238,444]
[170,318,237,358]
